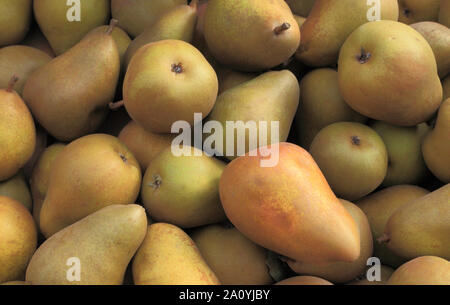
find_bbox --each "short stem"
[377,233,390,244]
[106,19,118,35]
[109,100,124,110]
[274,22,291,35]
[6,75,19,92]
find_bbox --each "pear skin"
[0,196,37,283]
[338,20,443,126]
[26,204,147,285]
[0,172,32,211]
[422,99,450,183]
[387,256,450,285]
[0,0,32,46]
[347,265,395,285]
[398,0,440,24]
[34,0,110,55]
[381,184,450,260]
[23,21,120,142]
[219,142,360,264]
[440,0,450,27]
[276,276,333,285]
[0,281,30,285]
[217,69,258,94]
[357,185,429,268]
[0,76,36,181]
[297,0,399,67]
[285,0,316,17]
[39,134,141,238]
[444,76,450,100]
[132,223,220,285]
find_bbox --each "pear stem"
[106,19,119,35]
[274,23,291,35]
[190,0,198,9]
[109,100,124,110]
[6,75,19,92]
[377,234,390,244]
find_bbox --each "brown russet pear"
[387,256,450,285]
[204,0,300,71]
[34,0,110,55]
[21,27,55,58]
[30,143,66,228]
[132,223,220,285]
[0,196,37,283]
[440,0,450,27]
[0,76,36,181]
[118,121,175,170]
[0,0,32,46]
[380,184,450,260]
[422,98,450,183]
[410,22,450,78]
[338,20,443,126]
[287,199,373,283]
[358,185,429,268]
[23,21,120,142]
[219,142,360,264]
[295,68,367,149]
[398,0,440,24]
[207,70,299,160]
[0,46,52,95]
[141,146,227,228]
[26,204,147,285]
[39,134,141,238]
[275,276,333,285]
[0,172,32,211]
[348,265,395,285]
[191,224,274,285]
[123,39,218,134]
[217,69,258,94]
[124,1,198,68]
[285,0,315,17]
[297,0,398,67]
[309,122,388,201]
[112,0,186,38]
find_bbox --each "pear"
[444,76,450,100]
[0,0,32,46]
[220,142,360,264]
[293,14,306,29]
[132,223,220,285]
[30,143,66,228]
[0,172,32,211]
[22,125,48,181]
[217,69,258,94]
[380,184,450,260]
[440,0,450,27]
[0,76,36,181]
[111,0,186,38]
[276,276,333,285]
[23,21,120,142]
[410,22,450,78]
[398,0,441,24]
[0,46,52,95]
[422,98,450,183]
[204,0,300,71]
[309,122,388,201]
[141,146,227,228]
[124,1,198,68]
[357,185,429,268]
[26,204,147,285]
[371,121,429,187]
[338,20,443,126]
[297,0,399,67]
[287,199,373,283]
[295,68,367,149]
[285,0,316,17]
[347,265,395,285]
[39,134,141,238]
[118,121,175,170]
[191,224,274,285]
[34,0,110,55]
[207,70,299,160]
[0,281,30,285]
[387,256,450,285]
[21,27,55,58]
[0,196,37,283]
[123,39,218,134]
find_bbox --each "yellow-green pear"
[388,256,450,285]
[124,1,198,68]
[297,0,399,67]
[0,172,32,211]
[112,0,186,38]
[285,0,315,17]
[26,204,147,285]
[0,0,32,47]
[34,0,110,55]
[309,122,388,201]
[338,20,443,126]
[217,69,258,94]
[23,21,120,142]
[39,134,141,238]
[422,99,450,183]
[191,224,274,285]
[295,68,367,149]
[380,184,450,260]
[0,196,37,283]
[276,276,333,285]
[132,223,220,285]
[0,46,52,95]
[398,0,440,24]
[141,146,227,228]
[440,0,450,27]
[0,76,36,181]
[357,185,429,267]
[348,265,395,285]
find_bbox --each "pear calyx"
[351,135,361,146]
[6,75,19,92]
[171,63,184,74]
[356,47,371,64]
[274,23,291,35]
[148,174,162,189]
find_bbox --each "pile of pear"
[0,0,449,285]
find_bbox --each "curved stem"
[274,22,291,35]
[109,100,124,110]
[106,19,118,35]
